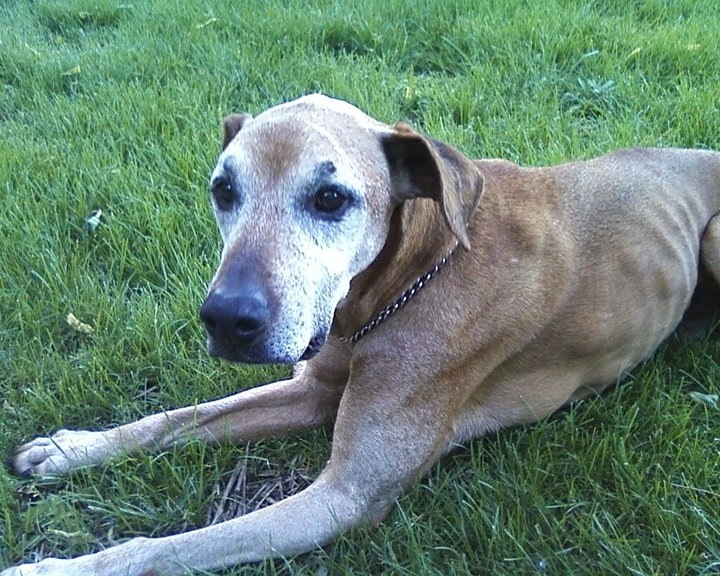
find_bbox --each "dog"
[3,94,719,575]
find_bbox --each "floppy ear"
[381,123,483,250]
[221,113,253,150]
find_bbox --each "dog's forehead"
[262,94,388,128]
[218,95,391,186]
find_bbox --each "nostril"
[199,300,219,333]
[200,311,216,330]
[234,315,264,337]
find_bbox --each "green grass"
[1,0,719,574]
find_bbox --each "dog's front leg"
[12,351,347,477]
[0,470,380,576]
[2,357,454,576]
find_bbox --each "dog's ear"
[221,113,253,150]
[381,122,483,250]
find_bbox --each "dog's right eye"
[211,179,235,211]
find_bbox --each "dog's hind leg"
[701,213,720,281]
[686,213,720,336]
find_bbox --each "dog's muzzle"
[199,288,326,365]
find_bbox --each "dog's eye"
[314,185,348,215]
[211,179,235,211]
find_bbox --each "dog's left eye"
[313,185,349,215]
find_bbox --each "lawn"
[1,0,719,574]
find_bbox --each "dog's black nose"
[199,289,270,347]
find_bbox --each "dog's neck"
[340,241,457,344]
[334,199,459,343]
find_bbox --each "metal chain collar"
[340,243,458,344]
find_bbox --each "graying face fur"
[201,95,396,364]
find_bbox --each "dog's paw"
[0,557,94,576]
[0,558,67,576]
[2,539,155,576]
[12,429,112,476]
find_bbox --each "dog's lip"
[206,332,327,364]
[299,333,327,361]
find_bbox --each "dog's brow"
[316,161,337,177]
[222,156,236,174]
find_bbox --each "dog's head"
[200,94,483,364]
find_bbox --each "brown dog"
[4,94,720,575]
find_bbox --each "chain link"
[340,244,457,344]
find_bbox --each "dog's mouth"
[299,333,327,361]
[207,331,328,365]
